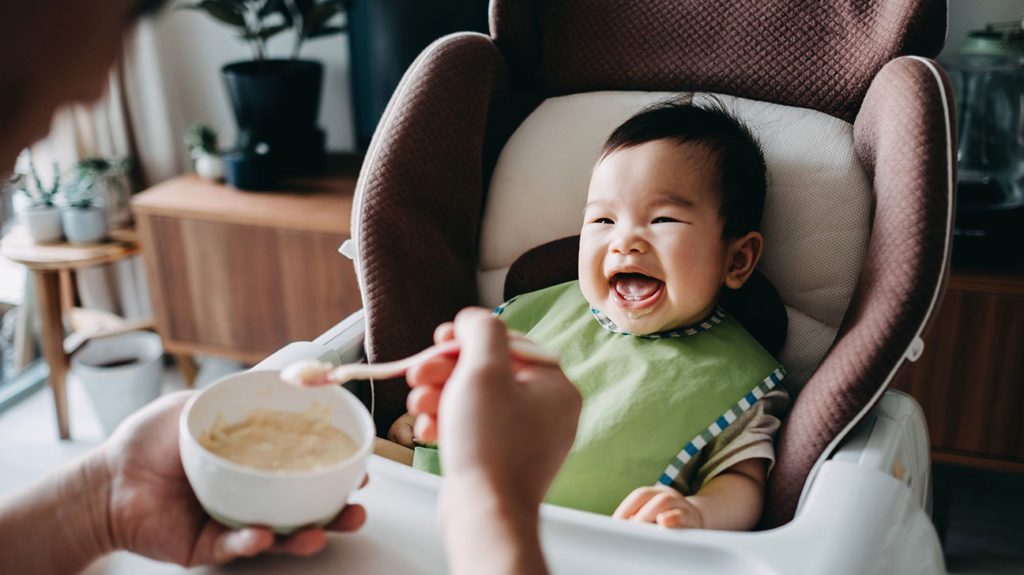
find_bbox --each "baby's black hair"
[600,97,767,239]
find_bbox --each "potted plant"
[9,153,63,243]
[181,0,352,177]
[185,124,225,181]
[74,157,133,228]
[224,128,275,190]
[60,176,108,245]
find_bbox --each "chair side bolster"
[354,33,513,431]
[763,56,956,529]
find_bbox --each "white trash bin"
[71,331,164,436]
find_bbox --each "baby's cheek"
[577,271,607,306]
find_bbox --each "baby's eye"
[652,217,679,224]
[592,217,614,224]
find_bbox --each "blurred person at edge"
[0,3,581,573]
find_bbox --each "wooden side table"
[131,164,362,373]
[892,266,1024,473]
[0,227,140,439]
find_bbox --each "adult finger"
[201,525,274,565]
[450,308,511,382]
[414,414,438,443]
[407,355,456,388]
[268,529,327,556]
[434,322,455,345]
[270,502,368,555]
[407,385,442,416]
[323,503,368,533]
[612,488,659,520]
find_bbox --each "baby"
[395,99,788,531]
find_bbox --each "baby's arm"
[388,412,417,447]
[613,458,767,530]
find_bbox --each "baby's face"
[579,140,730,334]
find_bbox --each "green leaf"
[258,0,285,19]
[291,0,316,18]
[305,25,345,39]
[182,0,247,28]
[303,2,341,33]
[240,23,290,41]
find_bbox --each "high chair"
[257,0,955,571]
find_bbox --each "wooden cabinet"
[892,268,1024,473]
[132,166,362,365]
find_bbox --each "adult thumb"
[449,307,512,389]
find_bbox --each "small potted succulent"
[74,157,133,228]
[10,152,63,243]
[185,124,225,181]
[60,176,108,244]
[181,0,352,176]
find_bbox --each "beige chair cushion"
[478,91,872,390]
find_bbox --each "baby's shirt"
[496,280,788,515]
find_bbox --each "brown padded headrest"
[503,235,788,358]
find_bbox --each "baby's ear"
[723,232,763,290]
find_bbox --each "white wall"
[134,0,1017,173]
[150,2,356,158]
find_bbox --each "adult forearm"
[440,479,548,575]
[0,448,113,574]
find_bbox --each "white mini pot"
[21,205,63,243]
[195,153,225,181]
[62,206,107,244]
[71,331,164,436]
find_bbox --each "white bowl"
[179,370,374,534]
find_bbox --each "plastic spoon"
[280,335,561,388]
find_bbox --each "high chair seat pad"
[478,91,872,390]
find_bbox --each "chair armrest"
[313,308,366,364]
[825,389,932,512]
[252,309,366,371]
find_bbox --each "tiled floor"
[938,465,1024,574]
[1,369,1023,573]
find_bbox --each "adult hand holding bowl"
[179,370,375,534]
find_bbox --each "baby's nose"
[610,230,647,254]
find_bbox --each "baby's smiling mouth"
[609,272,665,309]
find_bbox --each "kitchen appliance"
[943,18,1024,268]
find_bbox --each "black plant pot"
[224,150,275,191]
[348,0,489,150]
[222,59,326,177]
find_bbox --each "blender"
[943,17,1024,268]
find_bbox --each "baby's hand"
[388,412,416,448]
[613,485,705,529]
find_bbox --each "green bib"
[414,280,784,516]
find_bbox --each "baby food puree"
[198,403,358,472]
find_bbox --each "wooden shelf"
[132,161,363,363]
[132,174,355,234]
[892,264,1024,473]
[948,267,1024,297]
